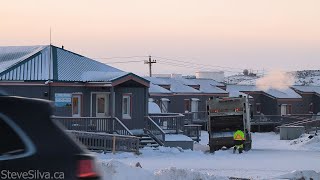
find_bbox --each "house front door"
[191,99,199,120]
[281,104,287,116]
[96,94,109,117]
[72,95,82,117]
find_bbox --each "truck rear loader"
[207,96,252,152]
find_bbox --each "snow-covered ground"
[97,132,320,180]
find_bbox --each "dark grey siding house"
[291,86,320,114]
[227,85,303,116]
[146,76,229,114]
[0,45,149,129]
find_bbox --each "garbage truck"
[206,96,252,152]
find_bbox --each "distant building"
[227,85,304,116]
[291,86,320,114]
[195,71,225,82]
[146,76,228,115]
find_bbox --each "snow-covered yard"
[97,132,320,180]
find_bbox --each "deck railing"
[68,130,139,153]
[183,111,208,124]
[183,124,202,142]
[148,113,185,134]
[53,116,133,136]
[252,114,320,133]
[144,116,165,145]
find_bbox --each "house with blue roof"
[0,45,149,129]
[226,85,305,116]
[145,76,229,118]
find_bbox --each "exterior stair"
[138,134,160,148]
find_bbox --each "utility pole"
[144,55,157,77]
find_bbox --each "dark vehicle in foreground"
[207,96,252,152]
[0,95,101,180]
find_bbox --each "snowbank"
[253,132,320,151]
[97,132,320,179]
[101,160,228,180]
[276,170,320,180]
[290,134,320,151]
[155,167,228,180]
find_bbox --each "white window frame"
[122,94,132,119]
[96,93,110,117]
[160,98,170,113]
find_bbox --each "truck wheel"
[209,146,220,153]
[209,146,215,153]
[244,141,252,151]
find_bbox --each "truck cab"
[206,96,252,152]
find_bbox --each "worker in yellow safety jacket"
[233,130,245,154]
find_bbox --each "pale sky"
[1,0,320,76]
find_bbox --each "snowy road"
[97,132,320,179]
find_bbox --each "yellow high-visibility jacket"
[233,130,245,140]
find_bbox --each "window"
[160,98,170,113]
[256,103,261,114]
[184,99,190,113]
[287,104,292,115]
[122,94,132,119]
[72,94,82,117]
[309,103,314,113]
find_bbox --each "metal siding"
[16,66,20,80]
[0,85,49,99]
[92,94,96,117]
[0,47,52,81]
[9,71,13,80]
[114,87,147,130]
[56,48,122,81]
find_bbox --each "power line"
[154,56,247,71]
[104,60,144,64]
[94,56,148,60]
[93,54,263,74]
[157,61,243,73]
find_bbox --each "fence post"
[258,115,261,132]
[175,118,178,134]
[136,138,139,154]
[112,118,115,133]
[112,135,116,154]
[197,126,200,142]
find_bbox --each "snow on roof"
[0,45,47,72]
[189,79,228,94]
[144,77,170,85]
[191,78,225,86]
[80,71,129,82]
[266,88,301,99]
[149,84,172,94]
[146,77,201,94]
[164,78,201,93]
[292,86,320,95]
[227,85,302,99]
[56,47,123,81]
[147,77,227,94]
[148,102,161,113]
[173,77,198,86]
